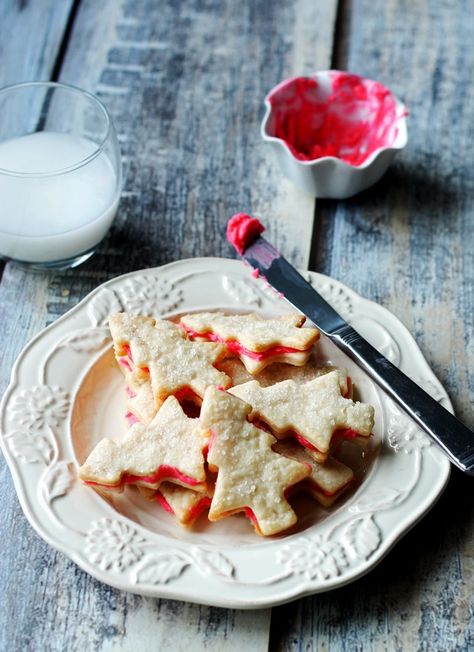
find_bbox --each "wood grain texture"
[0,0,76,281]
[0,1,338,650]
[0,5,86,651]
[274,0,474,650]
[0,0,75,86]
[55,0,339,272]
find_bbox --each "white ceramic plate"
[0,258,451,608]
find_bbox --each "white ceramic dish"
[0,258,450,608]
[261,70,408,199]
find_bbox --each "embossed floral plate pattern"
[0,258,451,608]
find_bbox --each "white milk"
[0,131,119,263]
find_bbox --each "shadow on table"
[331,161,459,217]
[269,466,473,649]
[310,161,460,274]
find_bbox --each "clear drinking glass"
[0,81,122,269]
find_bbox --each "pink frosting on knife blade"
[227,213,265,254]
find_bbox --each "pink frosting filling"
[243,507,259,527]
[219,506,260,531]
[227,213,265,254]
[254,418,366,454]
[156,491,212,523]
[267,71,405,166]
[121,351,198,402]
[224,480,304,534]
[119,357,133,373]
[286,476,349,499]
[125,411,139,427]
[125,386,137,399]
[119,345,150,375]
[186,496,212,522]
[156,491,175,514]
[182,325,305,360]
[331,428,367,447]
[84,464,202,489]
[292,427,365,453]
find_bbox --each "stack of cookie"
[79,312,375,536]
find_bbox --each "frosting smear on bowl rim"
[265,70,407,167]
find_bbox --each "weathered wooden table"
[1,1,473,650]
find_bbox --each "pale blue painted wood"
[0,0,338,650]
[3,1,470,650]
[276,0,474,650]
[0,0,75,86]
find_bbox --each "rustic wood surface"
[290,1,474,650]
[0,0,472,651]
[0,0,75,86]
[0,1,338,650]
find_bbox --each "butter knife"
[240,235,474,475]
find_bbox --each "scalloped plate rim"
[0,257,451,608]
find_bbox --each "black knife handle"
[331,324,474,475]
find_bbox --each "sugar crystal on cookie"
[200,386,310,536]
[181,311,319,374]
[139,482,214,526]
[79,396,209,492]
[274,440,354,507]
[229,370,374,462]
[109,313,231,403]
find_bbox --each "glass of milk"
[0,82,122,269]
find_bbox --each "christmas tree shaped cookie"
[229,370,374,462]
[218,355,350,392]
[200,386,310,536]
[109,313,231,405]
[140,482,214,526]
[274,440,355,507]
[79,396,209,492]
[124,380,156,426]
[180,311,319,374]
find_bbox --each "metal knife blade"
[243,235,474,475]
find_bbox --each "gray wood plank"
[0,1,338,650]
[0,0,75,87]
[56,0,339,272]
[274,0,474,650]
[0,0,76,278]
[0,2,84,651]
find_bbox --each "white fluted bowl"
[261,70,408,199]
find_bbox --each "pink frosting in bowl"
[261,70,407,198]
